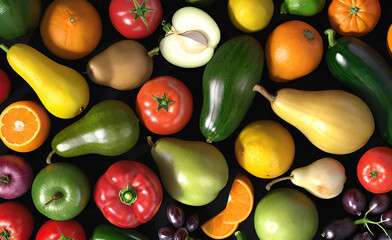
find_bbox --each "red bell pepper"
[94,160,163,228]
[357,147,392,194]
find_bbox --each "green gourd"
[199,35,264,142]
[47,100,139,163]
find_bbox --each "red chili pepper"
[94,160,163,228]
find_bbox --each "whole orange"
[265,20,323,82]
[387,24,392,58]
[40,0,102,60]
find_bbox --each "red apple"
[0,69,11,104]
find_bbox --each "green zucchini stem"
[324,29,338,49]
[253,85,276,103]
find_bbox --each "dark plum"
[342,188,367,216]
[354,232,374,240]
[174,228,189,240]
[382,210,392,228]
[158,226,176,240]
[369,194,391,215]
[321,218,356,240]
[167,204,185,228]
[185,213,200,232]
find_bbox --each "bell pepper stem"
[324,29,338,49]
[0,175,9,184]
[119,185,138,205]
[43,192,63,209]
[0,44,9,53]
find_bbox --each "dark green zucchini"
[325,29,392,145]
[199,35,264,142]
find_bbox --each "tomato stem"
[349,6,359,15]
[0,228,11,240]
[324,29,338,49]
[0,175,9,184]
[130,0,154,30]
[0,44,9,53]
[119,185,138,205]
[370,170,378,178]
[152,92,175,112]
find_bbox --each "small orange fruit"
[387,24,392,58]
[0,101,50,152]
[201,211,239,239]
[221,173,254,224]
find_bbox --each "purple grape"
[382,210,392,228]
[354,232,374,240]
[321,218,356,240]
[369,194,391,215]
[167,204,185,228]
[342,188,367,216]
[158,226,175,240]
[377,232,392,240]
[185,213,200,232]
[174,228,188,240]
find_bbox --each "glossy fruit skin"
[368,194,391,215]
[254,188,318,240]
[36,219,86,240]
[342,188,366,216]
[4,43,89,119]
[387,24,392,58]
[109,0,162,39]
[0,0,41,39]
[322,218,356,240]
[265,20,323,82]
[200,35,264,142]
[0,155,34,199]
[31,162,91,220]
[94,161,163,228]
[227,0,274,33]
[328,0,381,37]
[92,224,149,240]
[357,147,392,194]
[325,30,392,145]
[0,201,34,240]
[0,69,11,104]
[51,100,139,157]
[136,76,193,135]
[280,0,325,16]
[40,0,102,60]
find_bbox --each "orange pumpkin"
[328,0,381,37]
[40,0,102,60]
[387,24,392,58]
[265,20,323,83]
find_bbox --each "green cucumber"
[199,35,264,142]
[325,29,392,145]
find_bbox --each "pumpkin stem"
[349,6,360,15]
[280,2,289,14]
[304,29,315,40]
[324,28,338,49]
[130,0,154,30]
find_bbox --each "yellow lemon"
[235,120,295,178]
[228,0,274,33]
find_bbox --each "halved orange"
[221,173,254,224]
[0,101,50,152]
[201,211,239,239]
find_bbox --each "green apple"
[254,188,318,240]
[31,162,90,220]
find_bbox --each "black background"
[1,0,392,239]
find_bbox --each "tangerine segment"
[0,101,50,152]
[201,211,239,239]
[221,173,254,224]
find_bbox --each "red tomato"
[0,69,11,104]
[109,0,162,39]
[0,202,34,240]
[94,160,163,228]
[136,76,193,135]
[36,219,86,240]
[357,147,392,194]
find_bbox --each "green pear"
[148,137,229,206]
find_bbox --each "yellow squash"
[1,43,89,119]
[253,85,374,155]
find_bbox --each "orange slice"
[201,211,239,239]
[0,101,50,152]
[221,173,254,224]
